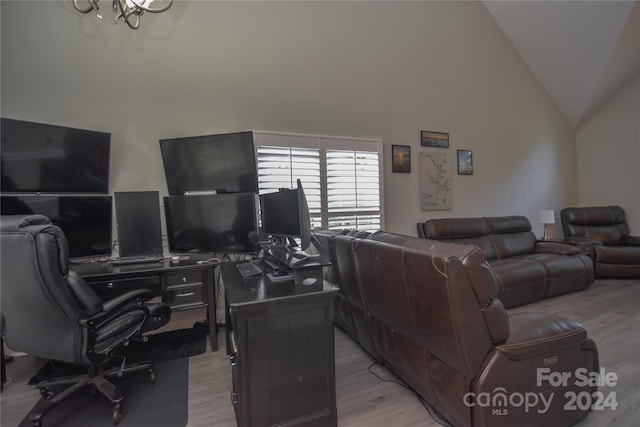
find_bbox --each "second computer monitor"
[114,191,164,258]
[260,179,311,251]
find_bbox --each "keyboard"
[109,256,164,266]
[236,261,263,277]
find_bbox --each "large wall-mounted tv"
[159,131,258,195]
[164,193,257,254]
[0,195,113,259]
[0,118,111,194]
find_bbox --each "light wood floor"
[2,279,638,426]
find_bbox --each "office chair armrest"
[79,302,150,329]
[101,289,155,313]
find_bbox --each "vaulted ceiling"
[483,0,640,128]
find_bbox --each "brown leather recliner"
[346,232,599,427]
[561,205,640,278]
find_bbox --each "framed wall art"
[392,145,411,173]
[457,149,473,175]
[420,130,449,148]
[419,150,452,210]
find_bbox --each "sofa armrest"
[564,236,603,246]
[497,312,587,360]
[621,235,640,246]
[534,241,579,255]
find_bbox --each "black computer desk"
[73,259,219,351]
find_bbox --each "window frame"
[253,130,385,231]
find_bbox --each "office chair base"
[31,361,154,426]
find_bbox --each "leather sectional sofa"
[561,205,640,278]
[416,216,594,308]
[315,229,599,427]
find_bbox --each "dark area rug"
[28,324,207,385]
[19,358,189,427]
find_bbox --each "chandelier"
[73,0,173,30]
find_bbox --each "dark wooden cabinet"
[222,262,338,427]
[73,260,218,351]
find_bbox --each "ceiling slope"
[483,0,640,128]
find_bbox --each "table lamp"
[538,209,555,240]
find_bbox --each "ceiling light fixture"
[73,0,173,30]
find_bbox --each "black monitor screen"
[159,131,257,195]
[260,180,312,250]
[164,193,257,254]
[1,118,111,194]
[0,195,113,259]
[260,189,301,237]
[114,191,163,258]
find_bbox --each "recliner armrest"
[534,241,579,255]
[621,235,640,246]
[565,236,603,246]
[497,312,587,360]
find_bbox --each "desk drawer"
[89,276,162,299]
[165,283,205,308]
[166,270,203,287]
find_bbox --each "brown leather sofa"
[561,205,640,278]
[416,216,594,308]
[317,229,599,427]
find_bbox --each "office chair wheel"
[112,403,122,425]
[39,387,54,400]
[148,368,155,384]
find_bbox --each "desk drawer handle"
[107,282,114,289]
[175,291,195,297]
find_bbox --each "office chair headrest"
[1,214,69,276]
[0,214,51,232]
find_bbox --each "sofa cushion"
[525,253,593,296]
[491,231,537,258]
[489,258,546,308]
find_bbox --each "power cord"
[367,361,451,427]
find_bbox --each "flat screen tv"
[0,118,111,194]
[164,192,257,254]
[260,179,312,251]
[159,131,258,195]
[0,195,113,259]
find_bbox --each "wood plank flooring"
[2,278,638,426]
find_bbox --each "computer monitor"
[0,195,113,259]
[114,191,164,258]
[164,192,257,254]
[159,131,258,195]
[260,179,311,251]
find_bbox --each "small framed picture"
[457,149,473,175]
[420,130,449,148]
[392,145,411,173]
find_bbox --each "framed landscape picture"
[457,149,473,175]
[392,145,411,173]
[420,130,449,148]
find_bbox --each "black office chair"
[0,215,171,426]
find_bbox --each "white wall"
[1,1,578,237]
[576,72,640,233]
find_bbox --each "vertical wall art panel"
[419,151,452,210]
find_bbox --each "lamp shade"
[538,210,555,224]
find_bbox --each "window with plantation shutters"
[253,131,384,232]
